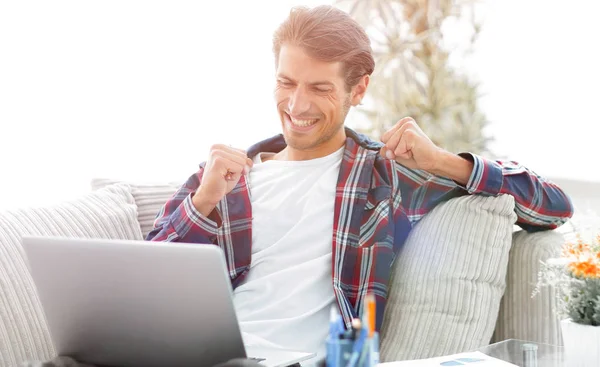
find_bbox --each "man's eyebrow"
[277,74,293,81]
[277,74,297,83]
[277,74,335,87]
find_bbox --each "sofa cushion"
[491,229,565,346]
[91,179,181,239]
[0,184,143,366]
[380,194,517,361]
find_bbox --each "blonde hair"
[272,5,375,91]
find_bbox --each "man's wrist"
[191,188,219,217]
[431,150,474,186]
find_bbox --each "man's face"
[274,45,361,153]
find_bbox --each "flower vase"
[560,319,600,367]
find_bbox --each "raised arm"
[146,144,253,243]
[145,168,220,243]
[381,117,574,231]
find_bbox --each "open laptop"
[21,236,315,367]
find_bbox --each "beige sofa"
[0,179,569,366]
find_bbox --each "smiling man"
[147,4,573,364]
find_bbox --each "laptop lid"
[21,236,248,367]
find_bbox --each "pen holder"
[325,332,379,367]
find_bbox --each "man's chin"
[281,133,316,151]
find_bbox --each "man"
[147,4,573,363]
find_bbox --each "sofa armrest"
[492,229,565,346]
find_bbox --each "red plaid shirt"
[147,128,573,331]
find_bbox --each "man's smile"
[285,112,320,132]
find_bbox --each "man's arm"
[428,150,473,185]
[146,144,252,243]
[381,117,574,231]
[145,168,220,243]
[393,152,574,231]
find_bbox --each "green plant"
[535,233,600,326]
[336,0,492,154]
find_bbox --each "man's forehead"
[277,45,344,84]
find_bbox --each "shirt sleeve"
[145,168,220,243]
[393,153,574,232]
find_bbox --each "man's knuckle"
[213,156,226,166]
[210,144,223,151]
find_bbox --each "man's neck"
[273,135,346,161]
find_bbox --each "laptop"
[21,236,316,367]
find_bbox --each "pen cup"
[325,333,379,367]
[326,337,354,367]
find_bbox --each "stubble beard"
[284,96,352,151]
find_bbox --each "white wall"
[552,178,600,216]
[0,0,597,210]
[0,0,326,209]
[469,0,599,185]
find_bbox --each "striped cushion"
[0,184,143,366]
[491,229,566,346]
[380,194,517,361]
[90,179,182,239]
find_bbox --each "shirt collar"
[245,127,384,159]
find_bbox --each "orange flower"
[569,259,600,279]
[562,242,577,257]
[578,242,590,253]
[562,237,597,257]
[563,242,589,258]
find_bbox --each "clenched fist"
[380,117,442,171]
[192,144,253,216]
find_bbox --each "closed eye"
[313,87,332,93]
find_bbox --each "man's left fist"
[380,117,443,171]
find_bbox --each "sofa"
[0,178,571,366]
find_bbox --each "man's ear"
[350,74,370,106]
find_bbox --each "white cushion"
[490,211,588,346]
[0,184,143,366]
[380,194,517,361]
[491,229,565,346]
[90,179,181,239]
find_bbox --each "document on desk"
[377,351,518,366]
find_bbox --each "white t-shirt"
[232,146,344,364]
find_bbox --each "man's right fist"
[192,144,253,216]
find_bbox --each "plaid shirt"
[146,128,573,331]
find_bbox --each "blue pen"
[329,306,345,337]
[345,321,367,367]
[327,307,343,367]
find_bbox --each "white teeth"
[290,117,317,127]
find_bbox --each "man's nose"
[288,87,311,116]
